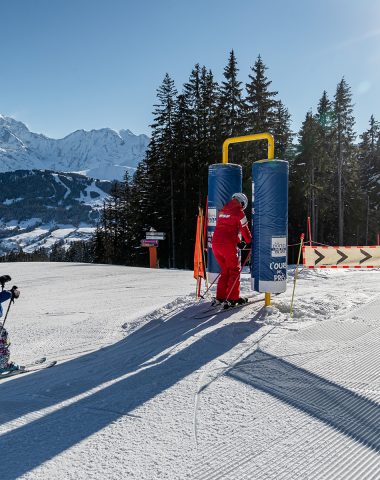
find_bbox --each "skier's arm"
[0,291,11,304]
[239,214,252,244]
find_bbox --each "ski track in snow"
[0,264,379,479]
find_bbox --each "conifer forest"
[93,51,380,269]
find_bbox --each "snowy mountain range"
[0,115,150,181]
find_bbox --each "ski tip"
[34,357,47,365]
[46,361,57,368]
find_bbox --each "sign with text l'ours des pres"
[303,246,380,268]
[141,239,159,247]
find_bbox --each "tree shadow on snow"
[0,302,262,479]
[227,349,380,453]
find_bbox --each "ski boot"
[211,297,226,307]
[223,297,248,309]
[0,362,23,374]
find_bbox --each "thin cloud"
[335,29,380,50]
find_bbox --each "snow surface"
[0,263,379,479]
[76,181,110,207]
[1,219,43,231]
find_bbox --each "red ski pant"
[212,243,240,301]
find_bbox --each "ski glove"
[237,241,251,250]
[10,286,20,300]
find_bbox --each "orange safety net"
[193,209,206,280]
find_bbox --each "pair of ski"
[195,297,261,320]
[0,357,57,379]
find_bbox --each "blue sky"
[1,0,379,140]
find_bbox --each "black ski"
[0,360,57,379]
[194,298,262,320]
[23,357,47,368]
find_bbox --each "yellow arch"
[222,132,275,307]
[222,133,275,164]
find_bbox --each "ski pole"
[225,250,252,302]
[199,272,221,300]
[290,233,304,319]
[0,298,13,337]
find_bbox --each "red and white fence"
[302,246,380,268]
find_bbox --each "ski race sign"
[303,246,380,268]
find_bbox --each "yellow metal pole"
[222,132,275,306]
[222,133,275,164]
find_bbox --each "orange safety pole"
[307,216,312,246]
[198,209,204,300]
[199,207,208,289]
[149,247,158,268]
[194,209,206,296]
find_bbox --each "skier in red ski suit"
[212,193,252,305]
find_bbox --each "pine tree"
[358,115,380,243]
[245,56,278,132]
[183,64,203,201]
[313,91,336,242]
[152,74,178,267]
[128,159,153,266]
[172,92,193,268]
[333,78,356,244]
[272,100,292,159]
[218,50,244,146]
[131,74,179,268]
[290,111,319,247]
[183,65,219,195]
[179,66,219,266]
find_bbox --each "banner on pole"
[194,211,205,280]
[303,246,380,268]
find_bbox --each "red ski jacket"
[212,199,252,247]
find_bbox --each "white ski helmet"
[232,192,248,210]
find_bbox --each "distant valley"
[0,169,112,254]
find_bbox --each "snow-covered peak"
[0,115,33,136]
[0,115,150,180]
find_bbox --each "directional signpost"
[146,231,166,241]
[141,239,159,248]
[303,246,380,268]
[141,229,166,268]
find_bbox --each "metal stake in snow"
[0,275,12,337]
[290,233,304,319]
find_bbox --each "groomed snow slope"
[0,263,379,479]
